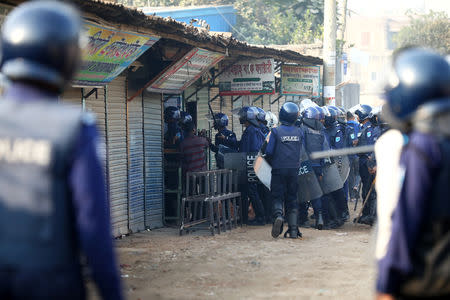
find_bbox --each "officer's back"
[0,2,122,299]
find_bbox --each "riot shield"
[254,153,271,190]
[298,143,323,203]
[217,144,235,169]
[336,154,351,182]
[224,152,259,184]
[320,139,344,194]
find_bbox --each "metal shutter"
[85,87,108,185]
[127,94,145,232]
[61,88,82,106]
[143,91,163,228]
[106,76,129,236]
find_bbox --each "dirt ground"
[96,209,377,300]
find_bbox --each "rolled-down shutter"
[143,91,163,228]
[127,95,145,232]
[62,87,82,106]
[85,87,108,183]
[106,76,129,236]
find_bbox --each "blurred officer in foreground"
[0,2,123,299]
[375,48,450,300]
[209,113,237,169]
[238,106,265,225]
[264,102,304,238]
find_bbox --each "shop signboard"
[281,65,321,97]
[219,59,275,96]
[147,48,225,94]
[73,21,159,86]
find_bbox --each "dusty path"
[103,217,376,300]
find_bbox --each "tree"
[116,0,324,45]
[394,10,450,54]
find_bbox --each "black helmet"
[354,104,372,122]
[164,106,181,123]
[279,102,299,125]
[0,1,82,92]
[238,106,259,127]
[213,113,229,129]
[255,107,266,123]
[384,48,450,126]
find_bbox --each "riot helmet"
[354,104,372,122]
[302,106,322,130]
[238,106,259,127]
[213,113,229,129]
[265,111,278,129]
[324,106,338,128]
[180,112,194,132]
[279,102,299,126]
[164,106,181,123]
[315,106,326,123]
[0,1,82,93]
[255,107,267,123]
[384,47,450,130]
[336,107,347,124]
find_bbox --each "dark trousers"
[271,168,299,219]
[329,188,348,218]
[241,182,265,223]
[0,267,85,300]
[258,184,272,223]
[359,158,376,218]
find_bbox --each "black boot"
[272,215,284,238]
[283,210,302,239]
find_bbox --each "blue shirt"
[239,124,264,153]
[4,83,123,300]
[265,125,304,169]
[376,132,441,294]
[213,127,237,151]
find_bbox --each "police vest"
[0,98,83,269]
[270,125,303,169]
[400,138,450,298]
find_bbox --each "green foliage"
[116,0,324,45]
[393,10,450,54]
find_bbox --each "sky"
[348,0,450,17]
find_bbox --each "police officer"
[164,106,182,148]
[376,48,450,300]
[299,106,326,229]
[256,107,270,136]
[238,106,265,225]
[264,102,304,238]
[346,110,361,201]
[322,106,347,226]
[355,104,379,225]
[210,113,237,169]
[0,2,123,299]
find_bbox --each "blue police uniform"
[0,84,123,300]
[265,124,304,234]
[377,131,450,297]
[358,120,379,200]
[323,124,348,225]
[336,122,356,206]
[239,124,265,224]
[260,123,270,137]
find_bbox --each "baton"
[310,145,375,160]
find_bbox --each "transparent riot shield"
[320,138,345,194]
[298,143,323,203]
[254,152,271,190]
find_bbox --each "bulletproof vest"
[0,98,83,269]
[400,137,450,298]
[324,125,339,149]
[301,124,324,167]
[270,125,303,169]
